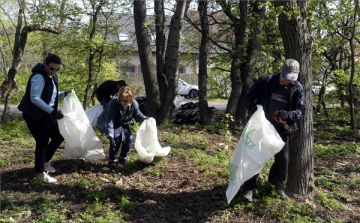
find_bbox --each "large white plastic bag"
[226,105,285,204]
[85,103,103,127]
[134,117,171,164]
[58,91,105,159]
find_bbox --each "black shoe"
[108,162,117,169]
[276,189,289,200]
[119,159,127,165]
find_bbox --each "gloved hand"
[278,110,289,121]
[51,109,64,119]
[249,103,258,113]
[64,91,72,97]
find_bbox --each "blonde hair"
[117,86,135,103]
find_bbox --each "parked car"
[312,83,336,95]
[177,78,199,99]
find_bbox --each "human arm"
[58,90,72,98]
[131,99,147,122]
[278,84,306,122]
[30,74,54,114]
[245,78,262,112]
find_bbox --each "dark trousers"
[23,113,64,173]
[244,134,289,191]
[108,130,133,162]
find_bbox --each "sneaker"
[37,172,57,183]
[119,159,127,165]
[44,162,55,173]
[243,190,253,202]
[108,162,117,169]
[276,189,290,200]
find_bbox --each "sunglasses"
[49,66,61,71]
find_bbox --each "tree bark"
[347,0,358,131]
[83,1,104,110]
[198,0,212,125]
[157,0,190,124]
[154,0,167,103]
[236,0,266,125]
[134,0,160,119]
[274,0,314,197]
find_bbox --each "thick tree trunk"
[158,0,189,124]
[134,0,160,119]
[274,0,314,197]
[236,0,266,125]
[198,0,212,125]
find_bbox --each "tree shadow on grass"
[1,164,239,223]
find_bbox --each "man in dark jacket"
[95,80,127,107]
[242,59,306,201]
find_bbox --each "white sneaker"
[44,162,55,173]
[37,172,57,183]
[243,190,253,202]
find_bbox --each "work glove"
[64,91,72,97]
[249,103,258,113]
[277,110,289,121]
[51,109,64,120]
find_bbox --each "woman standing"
[97,86,147,169]
[18,53,70,183]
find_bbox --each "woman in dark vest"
[18,53,70,183]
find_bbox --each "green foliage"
[314,144,360,160]
[316,191,346,211]
[144,166,164,177]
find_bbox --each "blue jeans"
[108,130,133,162]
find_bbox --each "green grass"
[1,105,359,222]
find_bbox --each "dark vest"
[18,73,59,120]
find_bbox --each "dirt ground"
[1,117,360,222]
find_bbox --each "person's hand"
[278,110,289,121]
[249,103,258,113]
[64,91,72,97]
[51,109,64,119]
[109,137,116,147]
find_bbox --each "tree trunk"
[83,2,103,110]
[0,2,66,122]
[274,0,314,197]
[134,0,160,119]
[216,0,247,118]
[347,0,358,131]
[154,0,167,103]
[236,0,266,125]
[0,9,23,123]
[198,0,212,125]
[157,0,190,124]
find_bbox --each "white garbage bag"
[58,91,105,160]
[85,103,103,127]
[226,105,285,204]
[134,117,171,164]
